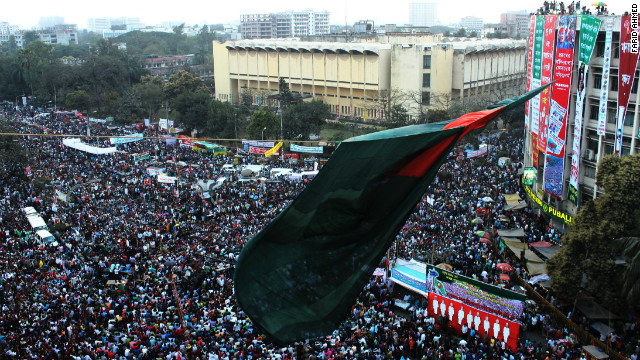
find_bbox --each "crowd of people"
[0,104,637,359]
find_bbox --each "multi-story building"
[38,16,65,29]
[212,38,525,121]
[38,24,78,45]
[460,16,484,33]
[500,10,530,38]
[0,22,23,48]
[523,15,640,226]
[87,18,111,33]
[143,54,194,77]
[240,10,329,39]
[409,1,437,27]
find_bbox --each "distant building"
[500,10,530,37]
[353,20,375,34]
[240,10,330,39]
[143,54,194,77]
[460,16,484,32]
[38,24,78,45]
[87,18,111,33]
[213,38,525,121]
[409,2,437,27]
[38,16,65,29]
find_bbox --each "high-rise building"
[460,16,484,32]
[523,15,640,226]
[87,18,111,33]
[409,2,437,27]
[240,10,329,39]
[38,16,65,29]
[500,10,530,37]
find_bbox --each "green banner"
[532,16,544,81]
[523,182,573,225]
[134,153,151,162]
[578,15,601,64]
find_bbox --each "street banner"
[283,153,299,159]
[568,15,601,205]
[531,16,544,168]
[537,15,557,159]
[25,166,32,177]
[290,144,324,154]
[544,15,576,198]
[242,140,275,148]
[615,15,640,156]
[157,174,177,184]
[178,135,194,148]
[467,145,488,158]
[597,18,614,136]
[249,146,279,155]
[55,190,67,202]
[134,153,151,162]
[159,119,168,130]
[110,133,144,145]
[146,167,165,176]
[265,141,283,157]
[525,15,537,130]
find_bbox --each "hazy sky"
[3,0,635,29]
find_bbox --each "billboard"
[523,167,537,186]
[614,15,640,155]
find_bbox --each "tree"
[246,108,278,139]
[65,90,91,112]
[172,91,212,133]
[386,104,409,128]
[164,70,209,104]
[613,236,640,306]
[0,124,28,178]
[278,77,295,108]
[454,28,467,37]
[469,31,478,38]
[547,155,640,311]
[116,87,145,124]
[282,100,330,140]
[206,100,236,138]
[22,31,39,46]
[137,75,165,121]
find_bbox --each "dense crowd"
[0,105,637,359]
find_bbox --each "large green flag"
[234,86,549,344]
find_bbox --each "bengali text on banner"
[614,15,640,156]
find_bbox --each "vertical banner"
[544,15,576,198]
[597,18,614,136]
[614,15,640,156]
[538,15,557,162]
[531,16,545,168]
[525,15,537,130]
[568,15,601,205]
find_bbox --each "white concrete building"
[87,18,111,33]
[409,2,437,27]
[460,16,484,32]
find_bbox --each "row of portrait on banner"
[525,14,639,206]
[426,292,521,352]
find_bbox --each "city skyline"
[4,0,634,30]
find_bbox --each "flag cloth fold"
[234,86,549,344]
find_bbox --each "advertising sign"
[597,18,614,136]
[544,15,576,198]
[568,15,601,205]
[290,144,324,154]
[531,16,545,167]
[525,15,537,130]
[614,15,640,155]
[523,167,537,186]
[537,15,557,158]
[110,133,144,145]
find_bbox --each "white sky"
[2,0,635,29]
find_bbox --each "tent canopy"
[497,228,526,237]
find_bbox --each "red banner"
[25,166,32,177]
[615,15,640,155]
[537,15,557,157]
[249,146,279,155]
[178,135,194,148]
[283,153,299,159]
[544,15,576,198]
[426,292,520,351]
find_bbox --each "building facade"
[409,2,437,27]
[240,10,329,40]
[213,38,525,122]
[500,10,530,38]
[38,24,78,45]
[460,16,484,33]
[523,15,640,224]
[143,54,194,77]
[87,18,111,33]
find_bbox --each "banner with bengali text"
[597,18,614,136]
[537,15,557,159]
[614,15,640,156]
[568,15,601,205]
[544,15,576,198]
[265,141,283,157]
[290,143,324,154]
[531,16,544,168]
[525,15,536,131]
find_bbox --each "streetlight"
[261,127,267,141]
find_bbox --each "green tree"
[613,236,640,306]
[282,100,329,140]
[246,108,278,139]
[65,90,91,112]
[22,31,39,46]
[163,70,209,104]
[454,28,467,37]
[172,91,212,132]
[469,31,478,38]
[278,77,295,108]
[547,155,640,311]
[386,104,409,128]
[137,75,165,121]
[116,87,145,124]
[206,100,236,138]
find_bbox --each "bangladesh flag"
[234,86,549,344]
[434,277,446,296]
